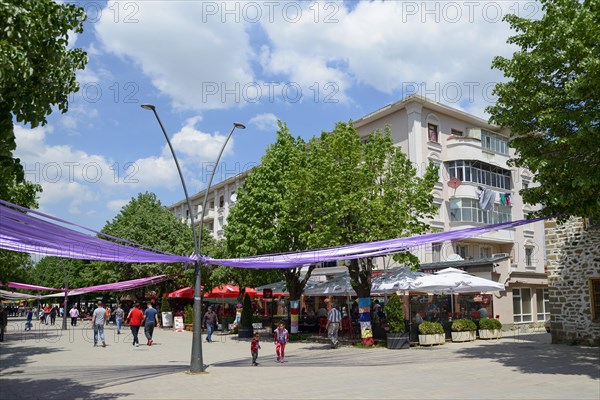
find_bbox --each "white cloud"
[107,199,129,212]
[167,117,234,165]
[13,124,181,215]
[249,113,279,132]
[259,1,525,116]
[94,1,255,111]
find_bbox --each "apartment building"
[169,95,548,326]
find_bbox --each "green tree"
[300,122,438,345]
[225,122,316,303]
[0,0,88,198]
[302,123,438,296]
[487,0,600,218]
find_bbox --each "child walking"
[250,332,261,366]
[273,321,289,363]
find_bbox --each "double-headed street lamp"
[141,104,245,373]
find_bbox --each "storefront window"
[513,288,532,323]
[536,288,549,321]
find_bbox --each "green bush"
[479,317,502,330]
[183,304,194,325]
[451,319,477,332]
[419,321,444,335]
[160,296,171,312]
[386,293,406,334]
[252,314,262,323]
[240,293,253,328]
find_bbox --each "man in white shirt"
[91,301,106,347]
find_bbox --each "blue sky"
[14,1,544,231]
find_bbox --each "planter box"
[451,331,476,342]
[387,333,410,350]
[418,333,445,346]
[238,326,254,339]
[479,329,502,339]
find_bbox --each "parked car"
[544,319,551,333]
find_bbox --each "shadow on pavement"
[0,342,62,370]
[455,339,600,379]
[1,377,124,400]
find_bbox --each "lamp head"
[141,104,156,111]
[233,122,246,129]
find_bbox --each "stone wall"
[546,218,600,346]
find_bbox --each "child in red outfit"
[251,333,261,366]
[273,321,289,363]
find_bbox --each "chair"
[341,317,354,338]
[318,317,328,336]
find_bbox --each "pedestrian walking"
[250,332,261,366]
[105,306,111,326]
[91,301,106,347]
[69,306,79,326]
[326,302,342,348]
[273,321,289,363]
[202,306,218,343]
[142,303,159,346]
[49,306,58,325]
[0,306,7,342]
[25,308,33,331]
[126,303,144,347]
[114,304,124,334]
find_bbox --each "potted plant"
[238,293,254,339]
[451,319,477,342]
[478,317,502,339]
[418,321,445,346]
[160,295,173,328]
[385,293,409,349]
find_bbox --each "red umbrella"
[167,287,202,299]
[204,285,257,299]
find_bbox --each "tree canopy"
[224,122,310,300]
[300,123,438,297]
[0,0,88,199]
[487,0,600,219]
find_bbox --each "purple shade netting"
[0,199,194,264]
[6,282,62,291]
[201,215,551,268]
[0,198,551,270]
[70,274,172,294]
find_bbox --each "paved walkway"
[1,317,598,399]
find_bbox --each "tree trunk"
[284,265,316,333]
[348,258,375,346]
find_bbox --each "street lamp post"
[141,104,245,373]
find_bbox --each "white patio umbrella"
[371,266,424,294]
[302,274,356,297]
[411,267,505,313]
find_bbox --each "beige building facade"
[169,95,548,327]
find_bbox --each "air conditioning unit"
[492,253,509,258]
[466,128,481,140]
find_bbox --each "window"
[523,180,529,190]
[591,278,600,321]
[451,129,463,136]
[481,130,509,155]
[513,288,532,323]
[447,160,512,190]
[450,198,512,224]
[432,243,442,263]
[428,123,439,143]
[480,247,492,259]
[455,244,468,259]
[209,200,215,209]
[429,159,442,182]
[525,246,534,267]
[536,288,550,321]
[219,195,224,208]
